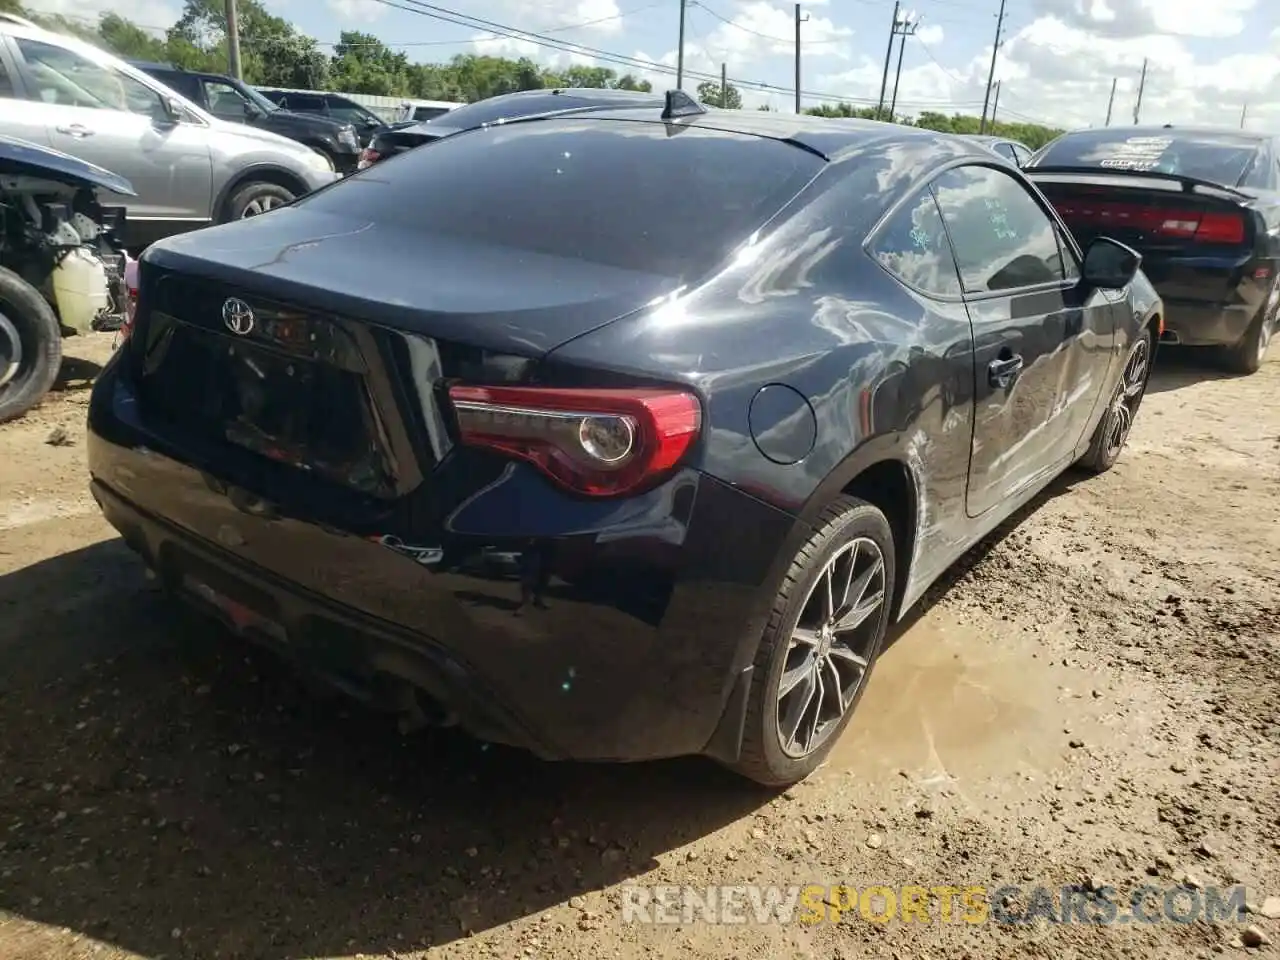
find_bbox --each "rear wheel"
[1222,280,1278,375]
[726,496,895,787]
[0,266,62,425]
[1077,326,1152,475]
[224,181,296,222]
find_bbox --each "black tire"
[1077,325,1153,475]
[0,265,62,425]
[726,495,896,787]
[222,181,296,222]
[1221,281,1277,375]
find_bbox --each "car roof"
[127,60,228,82]
[532,104,994,164]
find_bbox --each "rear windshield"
[298,118,823,278]
[1031,130,1263,186]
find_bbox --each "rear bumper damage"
[86,358,798,764]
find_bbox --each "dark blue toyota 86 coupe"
[87,92,1162,786]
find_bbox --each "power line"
[691,0,846,45]
[914,34,968,86]
[366,0,989,109]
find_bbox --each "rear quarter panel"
[546,143,981,616]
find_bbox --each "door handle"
[55,123,94,138]
[988,353,1024,389]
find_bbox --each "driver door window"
[931,164,1066,294]
[16,38,163,116]
[202,80,253,123]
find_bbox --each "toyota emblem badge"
[222,297,255,335]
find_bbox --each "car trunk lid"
[129,206,676,505]
[1028,167,1259,298]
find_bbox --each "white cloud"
[327,0,388,21]
[817,12,1278,131]
[693,1,853,66]
[916,23,944,46]
[1032,0,1257,39]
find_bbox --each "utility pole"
[888,15,919,120]
[989,79,1001,126]
[225,0,242,81]
[1240,102,1248,129]
[794,3,808,114]
[676,0,686,89]
[720,62,727,108]
[1104,77,1116,126]
[876,0,900,120]
[1132,58,1147,124]
[979,0,1006,134]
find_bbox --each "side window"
[16,39,163,115]
[0,56,14,99]
[1240,147,1273,190]
[869,188,962,297]
[931,164,1067,294]
[284,93,325,112]
[1012,145,1033,167]
[993,142,1016,161]
[202,80,251,122]
[326,97,376,124]
[1054,225,1081,281]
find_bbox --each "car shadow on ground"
[0,470,1080,960]
[51,353,105,392]
[1145,345,1245,395]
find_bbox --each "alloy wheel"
[1105,336,1149,459]
[1257,285,1279,365]
[776,536,886,759]
[0,312,23,391]
[240,195,285,218]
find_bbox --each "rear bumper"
[1160,299,1255,347]
[86,356,800,763]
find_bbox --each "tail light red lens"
[447,385,702,497]
[357,148,380,170]
[117,258,139,345]
[1053,199,1246,245]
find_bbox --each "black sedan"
[1026,125,1279,373]
[87,92,1160,786]
[357,86,665,169]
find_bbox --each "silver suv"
[0,14,338,249]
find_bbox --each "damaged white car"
[0,134,133,423]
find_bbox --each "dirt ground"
[0,334,1277,960]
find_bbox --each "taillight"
[447,385,701,497]
[357,148,380,170]
[1190,212,1245,244]
[1053,199,1245,244]
[116,258,139,346]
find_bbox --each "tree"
[329,31,410,95]
[545,65,652,92]
[697,79,741,109]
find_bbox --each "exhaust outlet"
[1159,330,1181,344]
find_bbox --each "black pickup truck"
[129,63,364,175]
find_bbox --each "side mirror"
[1082,236,1142,290]
[152,95,179,126]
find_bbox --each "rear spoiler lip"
[1024,165,1251,203]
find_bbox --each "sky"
[24,0,1280,130]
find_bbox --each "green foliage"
[3,0,1059,145]
[696,79,742,109]
[806,102,1062,149]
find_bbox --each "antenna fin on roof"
[662,90,706,120]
